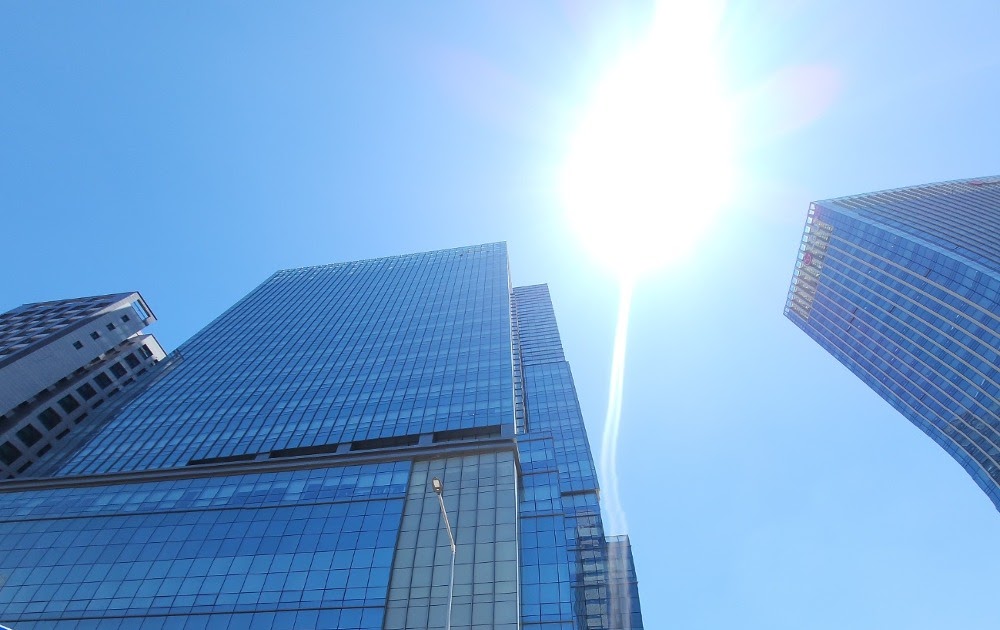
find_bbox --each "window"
[16,425,42,447]
[72,340,84,350]
[94,373,113,389]
[38,407,62,429]
[140,344,153,358]
[106,322,116,331]
[131,300,150,321]
[121,314,131,323]
[0,441,22,466]
[124,353,141,368]
[90,331,100,340]
[109,362,127,379]
[57,395,80,414]
[76,383,97,400]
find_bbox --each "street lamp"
[431,476,456,630]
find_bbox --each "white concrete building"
[0,293,166,478]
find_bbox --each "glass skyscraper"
[0,243,643,629]
[785,176,1000,509]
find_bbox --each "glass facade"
[785,176,1000,509]
[513,285,643,629]
[52,245,513,476]
[0,243,643,628]
[0,464,407,628]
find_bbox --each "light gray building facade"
[0,293,165,479]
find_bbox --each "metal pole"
[434,490,456,630]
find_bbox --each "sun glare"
[562,1,736,538]
[561,0,734,280]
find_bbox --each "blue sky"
[3,2,1000,627]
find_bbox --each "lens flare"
[561,0,734,281]
[600,280,634,537]
[562,0,733,537]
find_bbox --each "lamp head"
[431,477,443,495]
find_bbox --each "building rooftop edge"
[273,242,509,275]
[2,292,139,316]
[816,174,1000,206]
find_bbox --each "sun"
[561,0,735,281]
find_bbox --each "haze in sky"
[2,2,1000,628]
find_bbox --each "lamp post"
[431,477,456,630]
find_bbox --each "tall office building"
[0,243,642,629]
[785,176,1000,508]
[0,293,166,480]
